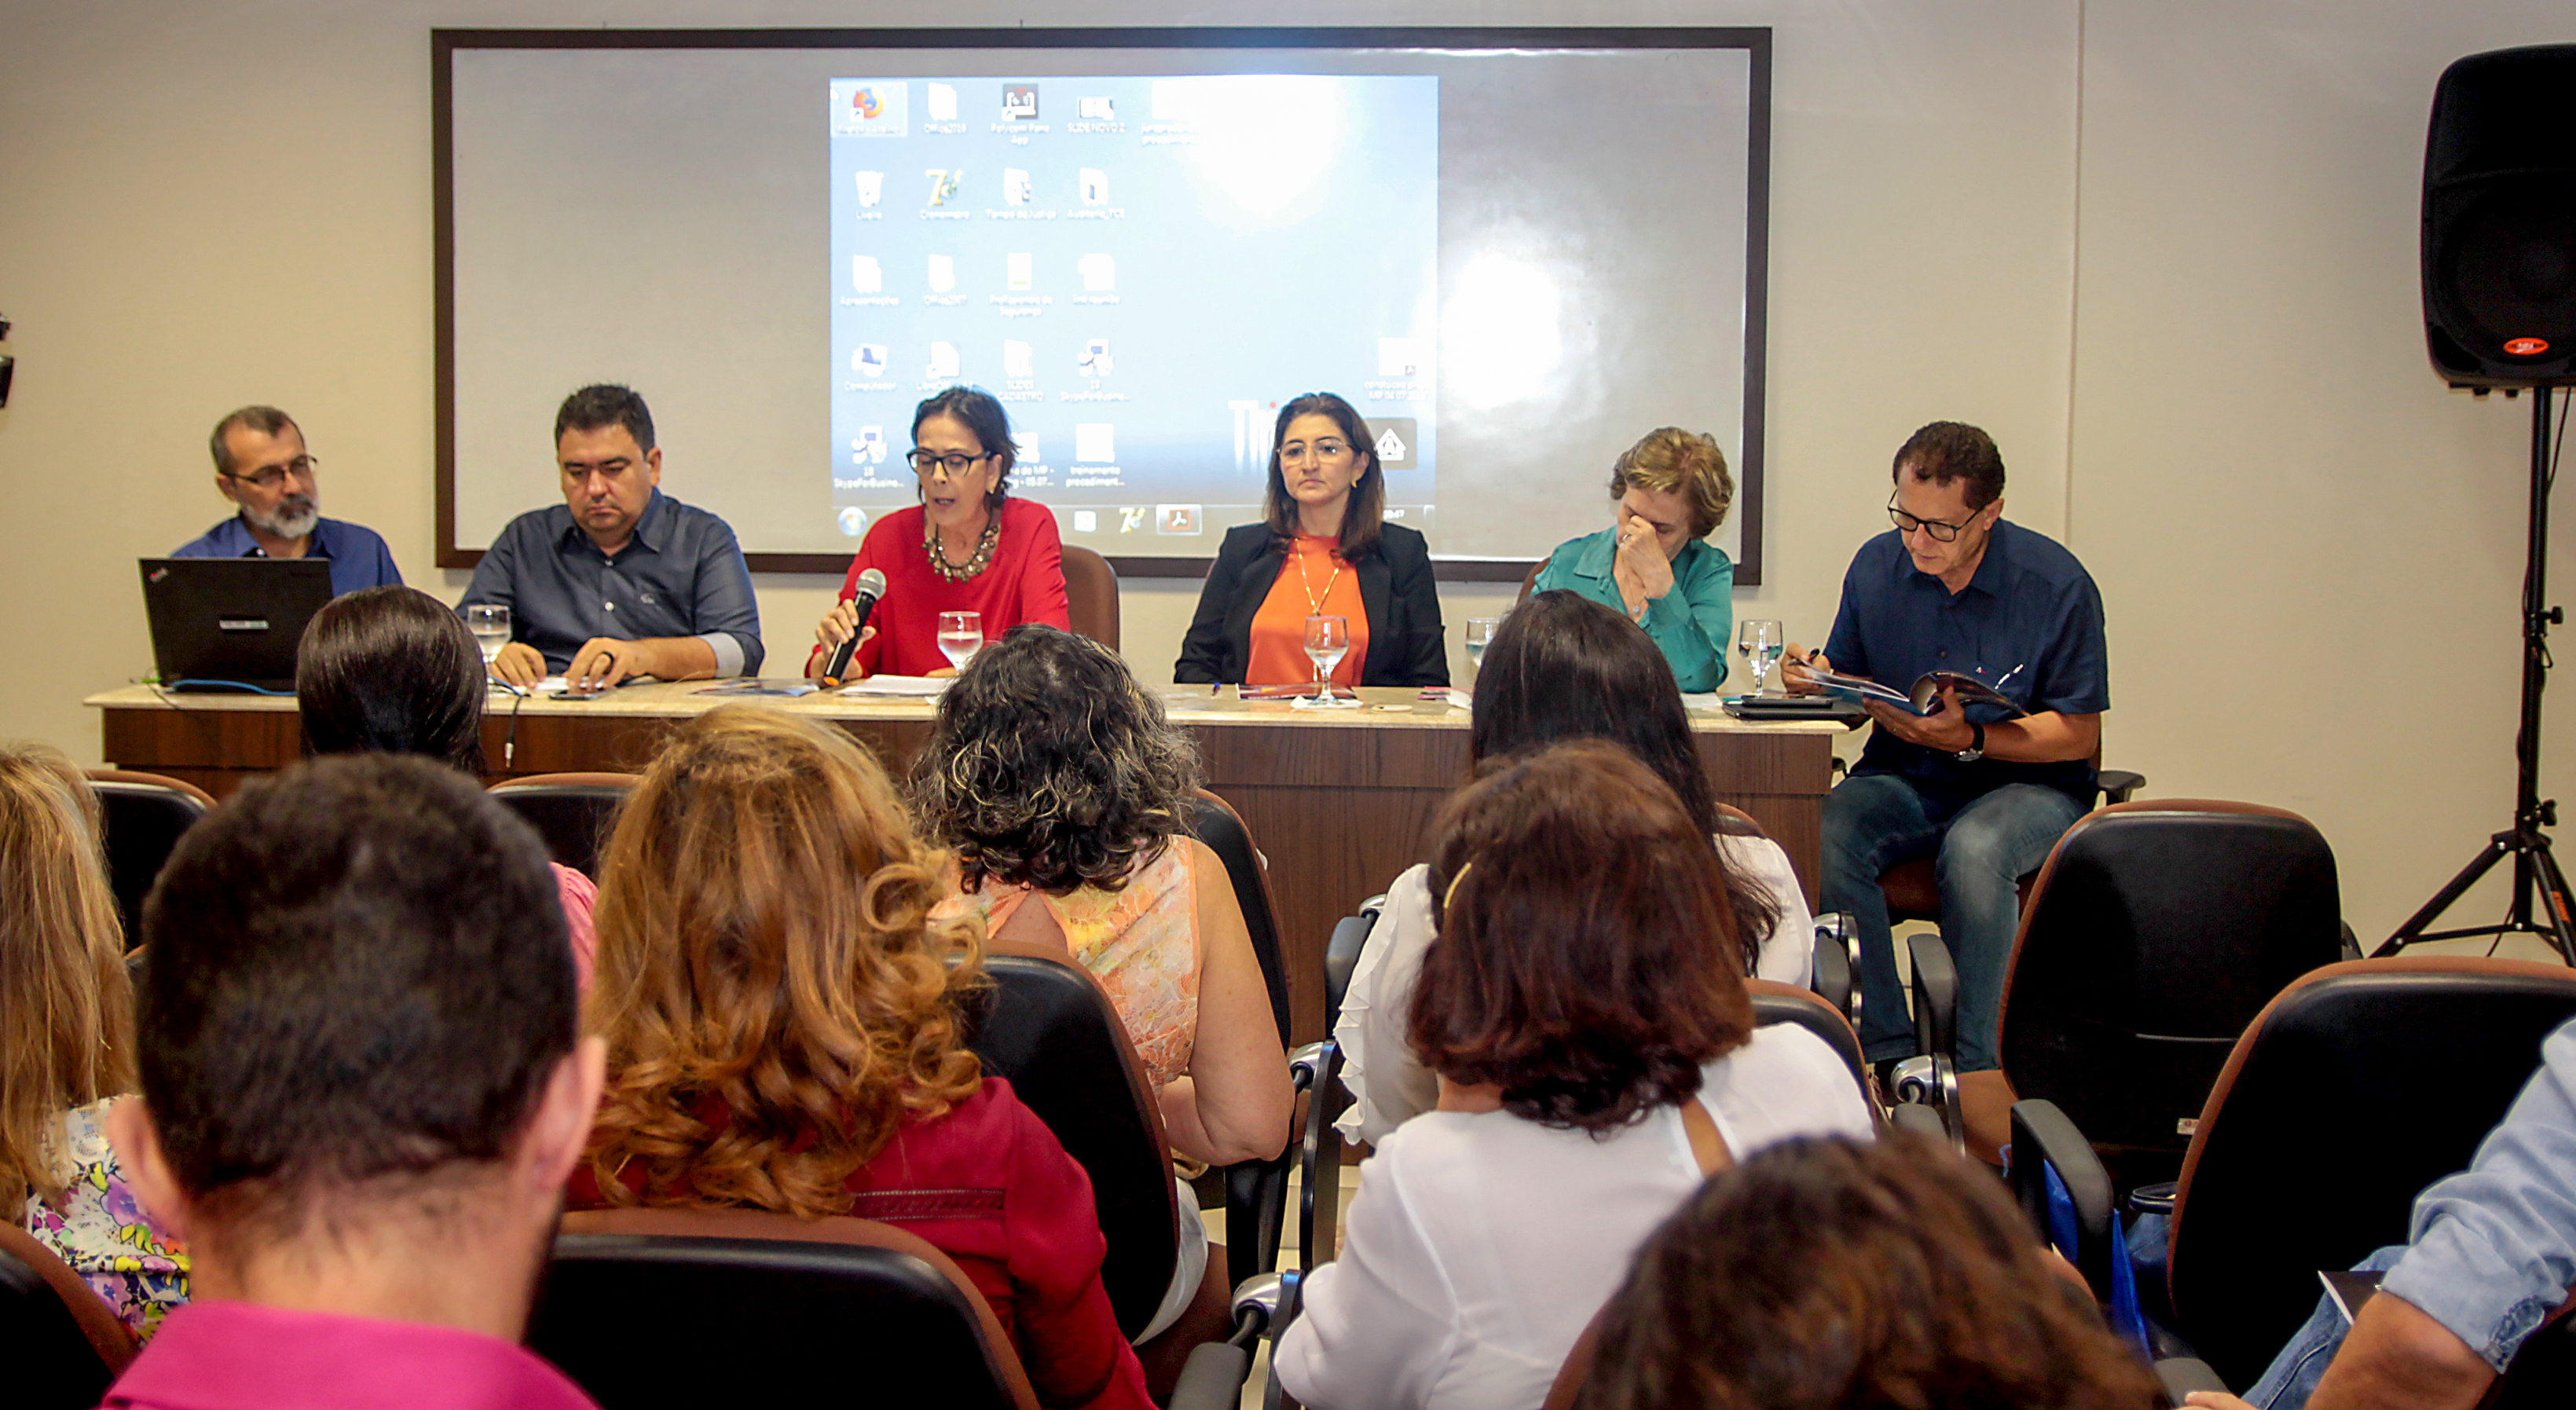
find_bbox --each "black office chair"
[487,771,636,876]
[529,1207,1039,1410]
[2010,956,2576,1394]
[0,1224,135,1410]
[85,769,214,950]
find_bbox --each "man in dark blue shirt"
[1786,422,2110,1079]
[172,406,403,597]
[460,385,762,690]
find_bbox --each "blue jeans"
[1822,773,2088,1071]
[2244,1246,2409,1407]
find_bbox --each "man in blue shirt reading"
[1786,421,2110,1082]
[172,405,403,596]
[460,384,763,692]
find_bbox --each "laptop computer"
[139,558,334,693]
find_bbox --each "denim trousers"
[1821,772,2087,1070]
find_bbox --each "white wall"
[2,0,2568,947]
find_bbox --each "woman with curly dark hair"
[1574,1133,2159,1410]
[1275,741,1871,1410]
[573,705,1150,1410]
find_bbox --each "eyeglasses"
[223,456,317,492]
[907,449,993,475]
[1279,438,1352,467]
[1887,495,1984,544]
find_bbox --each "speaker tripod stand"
[2379,386,2576,965]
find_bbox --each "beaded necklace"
[926,513,1002,582]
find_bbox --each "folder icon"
[854,170,883,207]
[1006,253,1034,291]
[851,256,882,293]
[928,342,960,379]
[1004,340,1034,378]
[1003,168,1033,204]
[928,255,955,292]
[1079,168,1108,205]
[928,83,958,122]
[1077,254,1116,292]
[1075,423,1116,463]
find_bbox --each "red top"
[104,1299,599,1410]
[823,498,1073,678]
[568,1077,1149,1410]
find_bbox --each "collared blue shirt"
[170,515,402,599]
[1531,528,1736,691]
[1823,518,2109,809]
[457,490,763,676]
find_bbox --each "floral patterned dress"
[20,1097,189,1339]
[940,842,1204,1090]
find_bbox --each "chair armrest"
[2098,769,2146,804]
[1168,1342,1255,1410]
[2008,1099,2116,1297]
[1325,914,1373,1033]
[1290,1041,1347,1273]
[2153,1357,2228,1401]
[1889,1101,1949,1142]
[1909,935,1959,1060]
[1812,914,1855,1020]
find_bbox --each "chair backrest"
[2166,956,2576,1390]
[487,772,637,876]
[532,1207,1038,1410]
[1746,979,1871,1108]
[957,945,1179,1341]
[0,1223,135,1410]
[84,770,214,950]
[1182,789,1292,1043]
[1998,800,2347,1156]
[1061,545,1120,649]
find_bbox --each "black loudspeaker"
[2423,45,2576,389]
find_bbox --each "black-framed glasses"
[1888,495,1982,543]
[222,456,317,491]
[906,449,992,475]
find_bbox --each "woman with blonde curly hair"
[1530,426,1740,691]
[571,705,1149,1410]
[2,742,188,1337]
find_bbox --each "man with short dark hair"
[459,384,762,690]
[1786,421,2109,1089]
[173,405,403,595]
[102,754,605,1410]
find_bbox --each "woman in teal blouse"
[1530,427,1738,691]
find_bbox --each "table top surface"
[86,679,1848,734]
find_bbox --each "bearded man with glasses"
[1783,421,2109,1102]
[172,405,403,596]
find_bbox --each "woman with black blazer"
[1174,392,1449,688]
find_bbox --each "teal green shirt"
[1530,527,1735,691]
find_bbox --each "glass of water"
[1464,617,1501,679]
[936,610,984,672]
[465,604,510,670]
[1737,618,1785,694]
[1303,615,1350,705]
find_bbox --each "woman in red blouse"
[572,706,1150,1410]
[810,386,1072,679]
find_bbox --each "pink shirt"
[102,1300,598,1410]
[551,862,597,991]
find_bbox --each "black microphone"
[819,568,889,687]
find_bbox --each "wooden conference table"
[90,681,1842,1042]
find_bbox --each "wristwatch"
[1955,721,1986,763]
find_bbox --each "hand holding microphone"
[818,568,889,687]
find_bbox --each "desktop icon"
[1076,253,1116,292]
[1377,338,1423,377]
[1003,167,1033,205]
[1002,84,1039,120]
[1016,434,1041,464]
[1077,96,1115,121]
[925,168,962,206]
[1371,418,1420,470]
[853,425,889,463]
[927,254,956,292]
[1079,168,1109,205]
[1072,509,1097,533]
[851,344,889,377]
[854,170,883,207]
[1007,252,1034,291]
[927,82,958,122]
[850,87,883,121]
[1156,505,1202,536]
[837,507,868,537]
[1003,339,1035,379]
[1078,339,1113,377]
[851,255,883,293]
[928,342,961,379]
[1075,423,1116,463]
[1119,507,1148,533]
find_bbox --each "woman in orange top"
[1173,392,1447,688]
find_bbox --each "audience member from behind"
[101,755,606,1408]
[574,707,1152,1410]
[1277,742,1874,1410]
[295,584,597,987]
[1530,427,1739,691]
[2,742,186,1338]
[1336,589,1812,1147]
[172,405,402,596]
[1572,1133,2159,1410]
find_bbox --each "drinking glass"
[936,610,984,672]
[1303,615,1350,705]
[465,604,511,668]
[1737,618,1785,694]
[1464,618,1501,678]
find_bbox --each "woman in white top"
[1338,588,1817,1148]
[1276,741,1874,1410]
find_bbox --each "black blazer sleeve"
[1175,526,1277,684]
[1358,525,1449,687]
